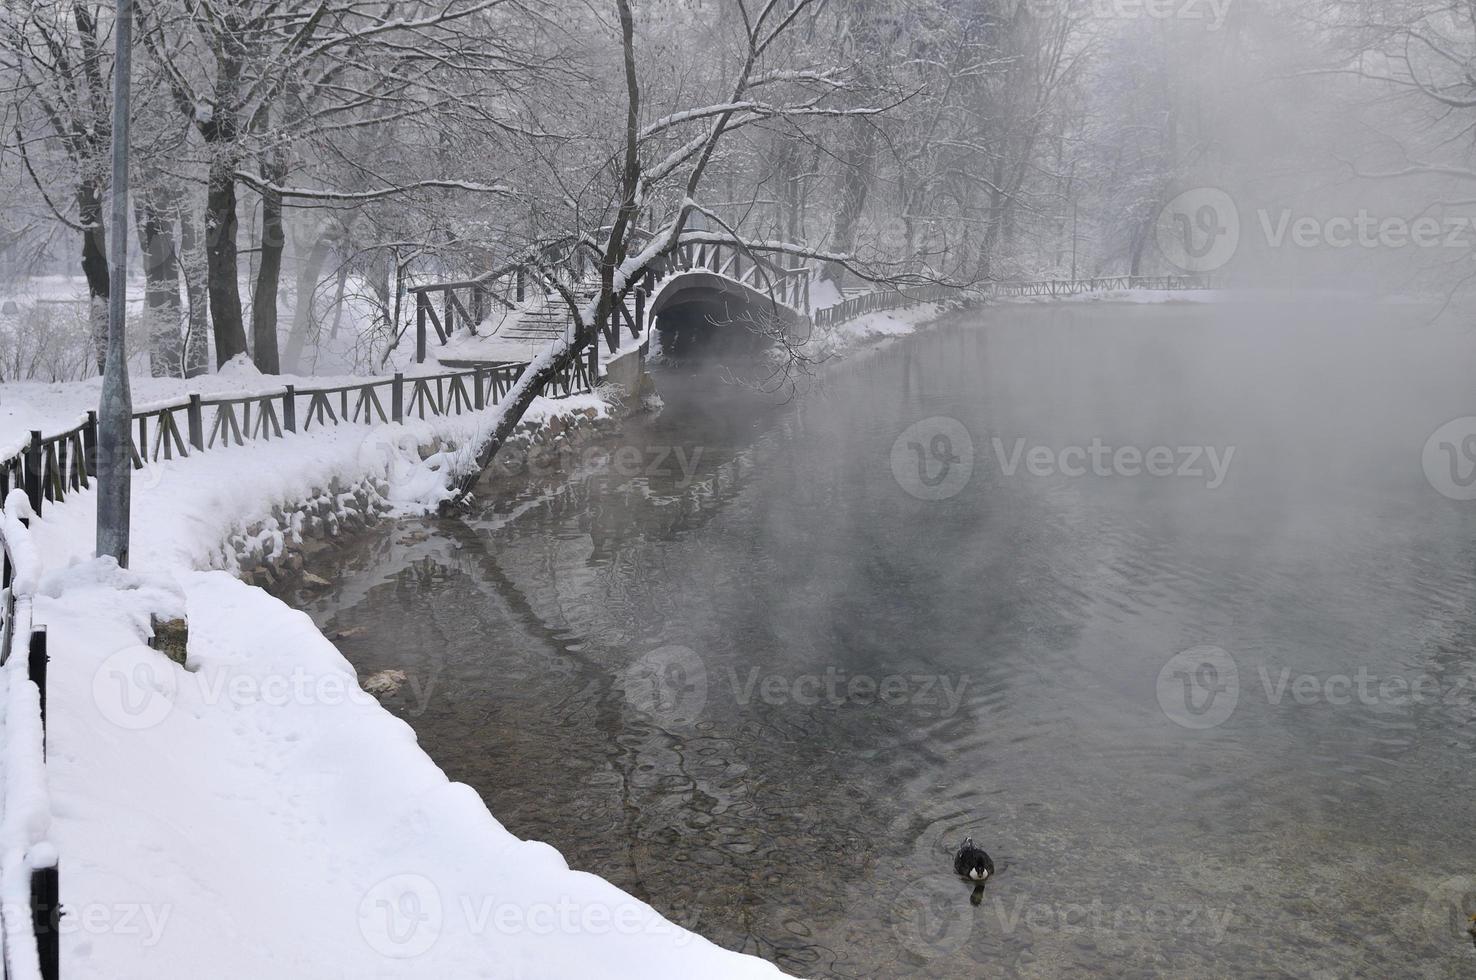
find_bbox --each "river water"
[283,296,1476,979]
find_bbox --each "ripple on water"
[284,301,1476,979]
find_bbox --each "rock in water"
[361,669,408,698]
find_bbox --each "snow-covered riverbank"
[7,390,790,979]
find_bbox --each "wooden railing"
[0,356,597,520]
[984,274,1216,298]
[811,283,961,330]
[408,230,815,364]
[0,491,59,980]
[405,236,607,364]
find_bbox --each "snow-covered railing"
[408,228,812,364]
[984,273,1217,298]
[0,489,59,980]
[0,358,596,518]
[811,282,963,330]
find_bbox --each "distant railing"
[810,274,1218,330]
[0,356,597,520]
[811,282,961,330]
[0,491,59,980]
[984,273,1216,298]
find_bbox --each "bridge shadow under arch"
[649,270,809,359]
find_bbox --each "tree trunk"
[136,200,184,377]
[77,179,110,374]
[826,120,876,286]
[327,266,349,340]
[179,205,211,377]
[249,157,285,373]
[282,235,331,373]
[202,34,248,369]
[205,158,249,367]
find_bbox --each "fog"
[2,1,1475,978]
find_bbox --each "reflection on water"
[283,297,1476,978]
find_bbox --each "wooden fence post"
[25,430,43,516]
[31,860,58,980]
[187,395,204,451]
[283,386,297,433]
[392,374,404,423]
[416,296,427,364]
[635,289,645,335]
[84,410,99,476]
[473,370,485,411]
[29,626,46,756]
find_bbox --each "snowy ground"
[8,391,789,979]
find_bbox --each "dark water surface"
[284,297,1476,978]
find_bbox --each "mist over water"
[284,296,1476,978]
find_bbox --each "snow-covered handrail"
[0,358,598,521]
[0,489,58,980]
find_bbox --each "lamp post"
[97,0,133,566]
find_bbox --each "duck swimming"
[954,837,995,882]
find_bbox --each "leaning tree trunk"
[136,200,184,377]
[77,179,110,374]
[249,154,285,374]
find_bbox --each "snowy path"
[16,397,790,979]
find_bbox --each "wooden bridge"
[404,231,813,368]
